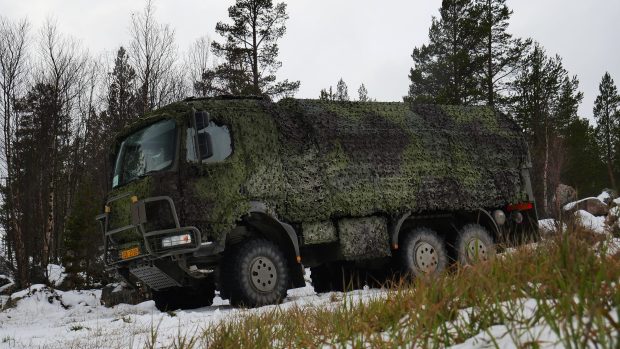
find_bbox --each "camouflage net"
[106,98,530,247]
[338,216,391,260]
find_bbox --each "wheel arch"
[226,201,304,288]
[456,208,500,241]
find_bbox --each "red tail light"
[506,202,533,212]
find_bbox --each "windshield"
[112,119,177,188]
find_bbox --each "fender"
[390,211,412,248]
[473,207,500,236]
[248,201,301,259]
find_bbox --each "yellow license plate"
[120,247,140,260]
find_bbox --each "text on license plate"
[120,247,140,260]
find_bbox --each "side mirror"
[198,132,213,159]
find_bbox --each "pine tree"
[564,118,608,196]
[511,44,581,216]
[335,78,349,102]
[358,84,369,102]
[475,0,531,108]
[211,0,300,97]
[407,0,483,105]
[593,72,620,190]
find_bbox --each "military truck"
[96,96,537,309]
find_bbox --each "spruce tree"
[211,0,300,97]
[593,72,620,190]
[107,47,138,131]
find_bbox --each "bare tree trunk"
[0,17,29,287]
[607,157,617,191]
[543,125,549,216]
[42,189,55,269]
[486,0,494,106]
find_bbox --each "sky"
[1,0,619,120]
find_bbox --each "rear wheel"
[224,239,289,307]
[400,227,448,278]
[456,224,496,266]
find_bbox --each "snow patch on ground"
[46,264,66,287]
[575,210,607,234]
[0,278,386,348]
[538,219,559,234]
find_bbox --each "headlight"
[162,234,192,248]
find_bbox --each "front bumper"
[96,193,204,266]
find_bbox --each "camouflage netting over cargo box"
[274,99,529,223]
[106,97,530,244]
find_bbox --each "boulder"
[607,206,620,236]
[555,184,578,207]
[100,282,144,307]
[564,197,609,217]
[584,199,610,216]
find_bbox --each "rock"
[555,184,578,207]
[607,206,620,236]
[564,197,609,216]
[100,282,144,307]
[584,199,610,216]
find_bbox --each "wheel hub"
[249,256,277,293]
[466,238,488,262]
[414,242,438,274]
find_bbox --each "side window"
[186,121,233,163]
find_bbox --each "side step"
[129,264,181,290]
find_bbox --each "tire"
[400,227,448,278]
[152,276,215,311]
[224,239,289,307]
[456,224,496,266]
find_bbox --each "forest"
[0,0,618,290]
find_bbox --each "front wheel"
[224,239,289,307]
[456,224,496,266]
[400,227,448,278]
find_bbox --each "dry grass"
[152,224,620,348]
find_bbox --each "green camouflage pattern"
[302,221,338,245]
[337,217,391,260]
[106,97,530,252]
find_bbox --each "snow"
[46,264,67,287]
[563,190,613,211]
[538,219,559,234]
[0,275,14,294]
[597,191,611,203]
[574,210,607,234]
[0,273,387,348]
